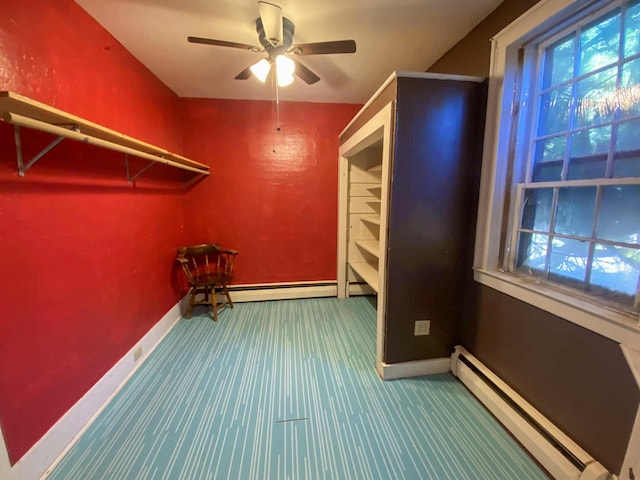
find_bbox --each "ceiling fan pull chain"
[274,73,281,132]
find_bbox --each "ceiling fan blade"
[258,1,283,47]
[291,40,357,55]
[291,58,320,85]
[188,36,259,51]
[235,66,253,80]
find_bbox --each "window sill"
[474,268,640,349]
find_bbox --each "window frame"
[474,0,640,349]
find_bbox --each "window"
[511,0,640,310]
[475,0,640,344]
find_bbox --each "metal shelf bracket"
[125,154,156,184]
[14,124,80,176]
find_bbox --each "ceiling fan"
[187,1,357,87]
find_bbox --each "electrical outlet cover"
[133,346,143,361]
[414,320,431,336]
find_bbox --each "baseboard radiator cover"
[203,281,373,304]
[451,346,612,480]
[225,281,338,302]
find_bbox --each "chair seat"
[191,272,233,287]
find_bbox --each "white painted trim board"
[0,424,10,480]
[338,101,395,383]
[377,357,451,380]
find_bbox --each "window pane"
[620,58,640,118]
[570,126,611,157]
[614,153,640,177]
[538,86,572,136]
[575,67,618,128]
[567,125,611,179]
[579,10,621,76]
[616,118,640,151]
[549,237,589,283]
[614,118,640,176]
[555,187,597,237]
[521,188,554,232]
[542,35,575,89]
[590,244,640,296]
[624,0,640,58]
[597,185,640,244]
[515,232,548,275]
[532,135,565,181]
[567,155,608,180]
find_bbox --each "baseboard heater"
[222,281,338,303]
[450,346,612,480]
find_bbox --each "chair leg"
[187,288,195,319]
[210,286,219,322]
[223,285,233,309]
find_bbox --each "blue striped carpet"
[47,297,547,479]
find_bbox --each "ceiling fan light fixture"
[277,73,294,87]
[250,58,271,83]
[276,55,295,76]
[275,55,295,86]
[188,2,357,88]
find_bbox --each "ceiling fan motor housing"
[256,17,294,57]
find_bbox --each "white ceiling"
[74,0,503,104]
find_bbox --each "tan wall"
[428,0,541,76]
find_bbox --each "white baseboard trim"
[228,282,338,303]
[0,300,183,480]
[0,424,10,480]
[377,357,451,380]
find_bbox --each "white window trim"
[474,0,640,350]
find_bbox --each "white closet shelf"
[361,215,381,226]
[355,239,380,258]
[349,262,379,292]
[367,164,383,173]
[0,91,210,179]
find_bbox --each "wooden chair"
[176,243,239,321]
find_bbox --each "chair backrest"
[176,243,238,284]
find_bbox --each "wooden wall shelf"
[0,91,210,180]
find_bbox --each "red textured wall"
[181,99,360,284]
[0,0,187,463]
[0,0,182,150]
[0,0,361,466]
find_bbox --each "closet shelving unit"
[347,150,384,293]
[337,72,486,379]
[0,91,209,182]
